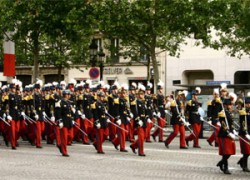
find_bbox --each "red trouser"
[93,128,108,153]
[55,125,61,146]
[152,117,166,141]
[73,118,81,141]
[81,117,94,143]
[60,127,73,155]
[46,121,55,144]
[131,127,146,155]
[185,123,201,147]
[146,118,155,141]
[166,124,186,147]
[7,120,20,148]
[128,119,135,141]
[108,118,117,141]
[207,124,220,144]
[112,124,128,150]
[36,121,43,147]
[239,136,250,154]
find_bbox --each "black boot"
[216,160,224,172]
[237,157,244,168]
[243,155,250,172]
[223,158,231,175]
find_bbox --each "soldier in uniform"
[144,81,155,142]
[237,95,250,172]
[185,89,202,148]
[6,83,22,149]
[130,84,147,156]
[32,82,44,148]
[58,90,74,157]
[128,82,137,142]
[164,91,187,149]
[93,91,109,154]
[152,80,166,142]
[206,88,222,147]
[216,98,237,174]
[1,85,9,146]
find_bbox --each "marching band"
[0,78,250,175]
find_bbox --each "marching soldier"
[185,88,202,148]
[130,83,147,156]
[128,82,137,142]
[152,80,166,142]
[237,94,250,172]
[58,90,74,157]
[93,91,109,154]
[206,88,222,147]
[216,98,237,174]
[1,85,9,146]
[164,91,187,149]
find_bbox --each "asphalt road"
[0,131,249,180]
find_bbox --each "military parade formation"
[0,78,250,175]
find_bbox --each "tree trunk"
[57,64,62,81]
[32,32,39,83]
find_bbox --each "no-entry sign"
[89,67,100,79]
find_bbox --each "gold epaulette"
[125,96,129,102]
[94,95,97,101]
[50,94,55,99]
[130,100,136,105]
[2,95,9,102]
[239,109,247,116]
[170,100,176,107]
[218,111,225,118]
[45,94,50,100]
[152,94,157,99]
[187,100,192,106]
[23,96,30,101]
[29,95,33,100]
[78,94,83,100]
[114,98,119,104]
[215,97,222,104]
[91,102,96,109]
[104,96,108,102]
[207,100,212,106]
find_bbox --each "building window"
[110,38,119,63]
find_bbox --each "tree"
[0,0,95,82]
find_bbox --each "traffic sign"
[89,67,100,79]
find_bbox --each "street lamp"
[89,39,106,81]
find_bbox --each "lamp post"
[89,39,106,81]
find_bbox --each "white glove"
[126,117,131,122]
[208,121,212,125]
[184,121,190,126]
[157,112,161,118]
[3,113,6,119]
[147,118,152,123]
[228,132,236,140]
[233,130,238,136]
[138,120,143,127]
[21,112,25,116]
[59,122,63,129]
[72,121,75,125]
[55,100,61,107]
[42,111,46,116]
[116,119,121,126]
[81,114,86,119]
[78,110,82,115]
[7,115,12,121]
[35,114,39,120]
[130,113,134,119]
[246,134,250,141]
[216,122,221,127]
[96,123,101,129]
[153,112,156,117]
[107,119,111,123]
[165,110,170,115]
[51,116,55,122]
[71,107,76,113]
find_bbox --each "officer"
[128,82,137,142]
[237,95,250,172]
[206,88,222,147]
[216,98,237,174]
[164,91,187,149]
[93,91,109,154]
[58,89,74,157]
[152,80,166,142]
[185,89,202,148]
[130,83,147,156]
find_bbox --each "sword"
[44,114,56,126]
[74,122,88,136]
[150,121,168,133]
[233,121,240,128]
[235,134,250,146]
[105,112,129,133]
[24,115,36,123]
[0,116,11,126]
[84,117,93,125]
[200,117,217,129]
